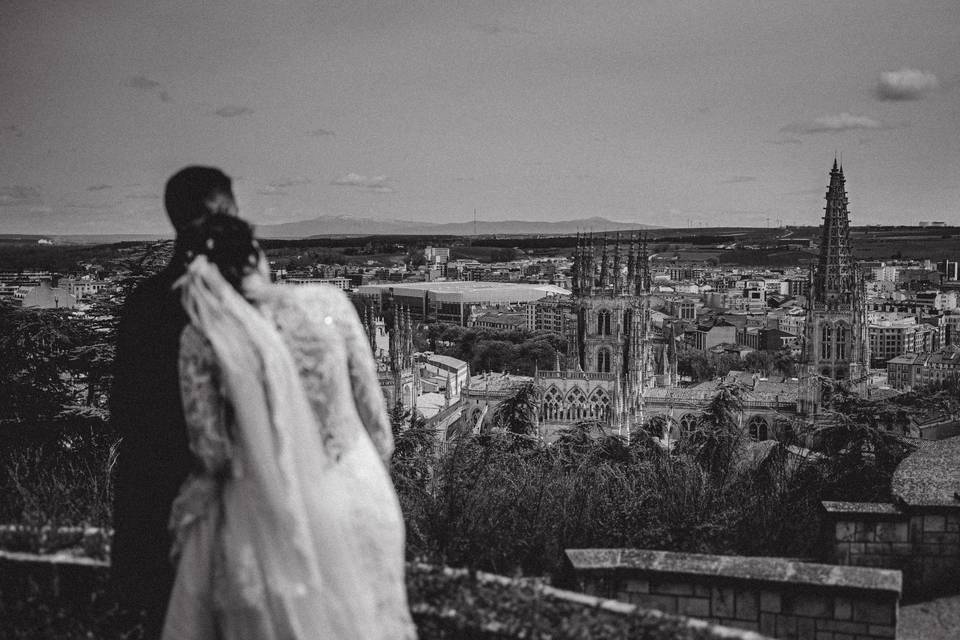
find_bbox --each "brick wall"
[823,501,960,599]
[566,548,901,640]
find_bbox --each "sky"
[0,1,958,235]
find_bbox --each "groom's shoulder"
[119,271,181,325]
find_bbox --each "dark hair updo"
[181,213,261,290]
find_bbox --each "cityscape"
[2,2,959,639]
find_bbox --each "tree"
[492,382,541,436]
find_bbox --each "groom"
[111,166,238,637]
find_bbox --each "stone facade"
[567,548,901,640]
[823,502,960,599]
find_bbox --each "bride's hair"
[181,213,261,290]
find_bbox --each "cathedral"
[798,159,870,415]
[361,304,419,414]
[535,232,678,436]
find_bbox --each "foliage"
[492,382,541,436]
[676,349,741,382]
[426,324,565,376]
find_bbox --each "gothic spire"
[626,232,636,294]
[813,160,854,300]
[598,233,609,289]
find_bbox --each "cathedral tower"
[799,160,870,414]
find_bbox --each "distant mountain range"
[256,215,656,238]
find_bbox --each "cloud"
[331,173,394,192]
[214,106,254,118]
[721,176,757,184]
[257,187,287,196]
[87,184,112,191]
[876,68,939,101]
[0,185,41,204]
[764,138,802,145]
[269,177,311,188]
[159,91,173,103]
[780,112,887,135]
[308,128,335,137]
[123,75,161,90]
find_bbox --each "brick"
[876,521,909,542]
[867,624,897,638]
[924,514,947,532]
[711,586,735,618]
[625,578,649,594]
[797,616,816,640]
[865,542,889,555]
[923,531,955,544]
[854,522,876,542]
[632,593,677,613]
[656,580,693,596]
[891,542,913,556]
[849,542,865,557]
[677,596,710,618]
[735,590,759,620]
[910,516,924,539]
[692,583,711,597]
[852,598,893,625]
[834,596,852,620]
[760,590,781,613]
[819,619,868,633]
[836,521,856,541]
[776,614,798,637]
[787,594,831,618]
[759,612,777,636]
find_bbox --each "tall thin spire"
[599,234,609,289]
[813,160,854,301]
[626,232,636,294]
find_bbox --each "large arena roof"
[358,281,569,303]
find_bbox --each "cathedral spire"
[636,233,651,295]
[571,232,582,297]
[814,159,854,300]
[626,232,636,294]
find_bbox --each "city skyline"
[1,1,958,235]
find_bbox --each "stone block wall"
[566,548,901,640]
[823,502,960,599]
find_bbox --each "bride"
[161,213,416,639]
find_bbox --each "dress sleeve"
[335,291,395,460]
[178,325,233,475]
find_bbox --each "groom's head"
[164,166,237,233]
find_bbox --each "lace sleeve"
[178,325,233,475]
[335,291,395,460]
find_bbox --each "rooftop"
[891,435,960,508]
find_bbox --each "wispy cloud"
[331,173,394,193]
[87,184,112,191]
[764,138,802,146]
[783,187,822,197]
[720,176,757,184]
[0,185,41,205]
[269,177,311,188]
[123,74,161,91]
[214,106,254,118]
[876,68,939,101]
[122,75,173,103]
[257,187,287,196]
[780,112,888,135]
[308,128,335,137]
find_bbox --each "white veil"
[166,256,378,640]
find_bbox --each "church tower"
[799,160,870,414]
[536,232,676,437]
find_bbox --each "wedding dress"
[161,257,416,640]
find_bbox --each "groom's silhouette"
[111,166,238,637]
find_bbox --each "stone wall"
[566,548,901,640]
[823,501,960,599]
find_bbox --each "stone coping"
[892,434,960,508]
[566,549,902,595]
[821,501,903,516]
[0,551,771,640]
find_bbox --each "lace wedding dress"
[162,259,415,640]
